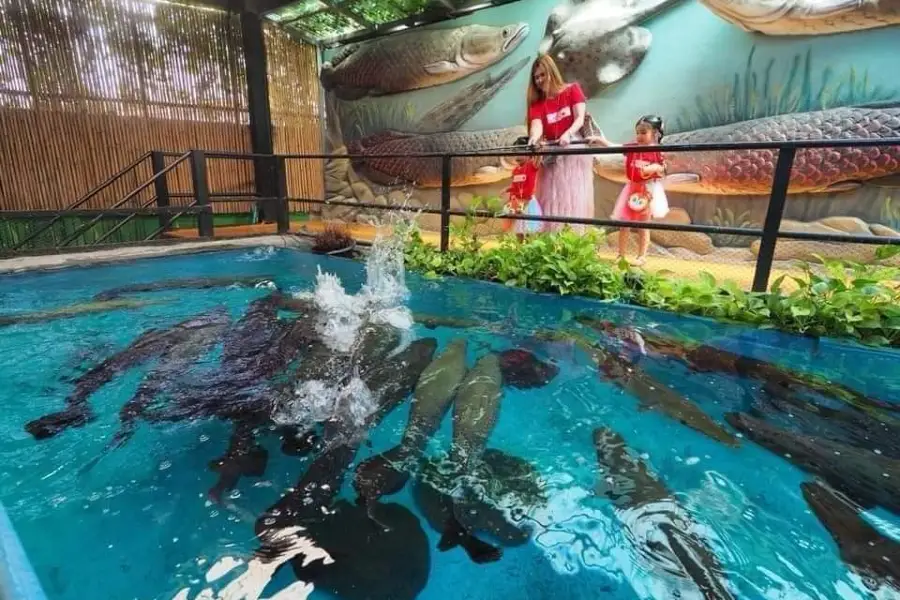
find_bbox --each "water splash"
[273,210,422,433]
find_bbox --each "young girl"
[502,137,543,242]
[605,115,669,265]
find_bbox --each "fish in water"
[92,276,274,301]
[725,412,900,515]
[320,23,530,100]
[412,449,544,564]
[0,298,161,329]
[593,104,900,195]
[24,309,232,440]
[801,480,900,592]
[498,349,560,389]
[592,427,736,599]
[698,0,900,35]
[347,127,527,188]
[354,339,468,506]
[208,421,269,504]
[540,0,683,98]
[594,346,740,447]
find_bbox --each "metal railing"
[3,137,900,294]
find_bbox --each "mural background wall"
[317,0,900,267]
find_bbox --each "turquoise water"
[1,246,898,600]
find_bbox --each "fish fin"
[864,174,900,189]
[438,517,464,551]
[423,60,461,75]
[823,181,863,193]
[664,172,701,186]
[25,406,95,440]
[848,100,900,110]
[459,531,503,564]
[594,27,651,86]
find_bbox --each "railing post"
[190,150,214,238]
[752,146,796,293]
[275,155,289,234]
[440,155,451,252]
[150,151,170,232]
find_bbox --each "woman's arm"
[528,118,543,147]
[559,102,586,146]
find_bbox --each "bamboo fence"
[0,0,324,220]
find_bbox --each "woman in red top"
[609,115,670,265]
[526,55,602,234]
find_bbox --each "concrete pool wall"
[0,235,313,275]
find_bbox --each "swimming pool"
[1,245,898,600]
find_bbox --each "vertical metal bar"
[275,155,289,234]
[191,150,213,238]
[440,155,451,252]
[752,146,796,293]
[151,151,170,231]
[241,10,276,223]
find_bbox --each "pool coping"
[0,502,48,600]
[0,235,313,275]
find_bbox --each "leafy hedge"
[400,222,900,347]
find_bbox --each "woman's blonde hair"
[527,54,567,115]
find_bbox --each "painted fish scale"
[358,127,526,187]
[663,106,900,194]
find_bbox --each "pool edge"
[0,235,312,275]
[0,502,48,600]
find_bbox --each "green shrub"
[402,221,900,347]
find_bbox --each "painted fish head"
[460,23,530,68]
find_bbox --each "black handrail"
[56,152,191,249]
[11,152,152,251]
[93,197,159,245]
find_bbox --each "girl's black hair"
[635,114,664,141]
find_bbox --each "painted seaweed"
[672,46,898,132]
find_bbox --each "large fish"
[540,0,683,98]
[593,427,736,599]
[726,412,900,514]
[593,104,900,195]
[24,309,231,440]
[698,0,900,35]
[353,339,469,505]
[347,126,527,187]
[801,480,900,592]
[320,23,530,100]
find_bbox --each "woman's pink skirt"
[538,153,595,234]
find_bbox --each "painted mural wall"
[318,0,900,265]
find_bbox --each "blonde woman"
[526,54,607,234]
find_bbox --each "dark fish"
[593,427,735,599]
[0,299,160,329]
[24,308,231,440]
[92,276,274,301]
[353,339,468,506]
[208,421,269,504]
[498,349,560,389]
[801,480,900,592]
[726,412,900,514]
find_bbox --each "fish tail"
[438,516,503,564]
[353,446,410,502]
[25,405,95,440]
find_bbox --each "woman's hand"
[558,131,572,147]
[587,134,611,147]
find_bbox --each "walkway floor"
[165,220,803,291]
